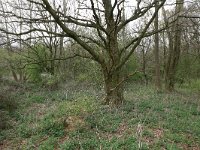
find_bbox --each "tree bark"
[103,67,124,106]
[163,0,184,92]
[101,0,125,106]
[154,0,162,91]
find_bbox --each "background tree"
[163,0,185,91]
[154,0,161,91]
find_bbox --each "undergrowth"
[0,82,200,150]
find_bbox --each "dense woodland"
[0,0,200,149]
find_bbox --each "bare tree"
[140,37,152,86]
[163,0,185,92]
[154,0,161,91]
[0,0,166,106]
[41,0,166,105]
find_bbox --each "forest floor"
[0,80,200,150]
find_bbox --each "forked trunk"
[103,68,124,106]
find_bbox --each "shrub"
[0,111,10,130]
[41,73,59,90]
[0,90,17,131]
[26,64,42,82]
[25,44,51,83]
[0,91,17,113]
[188,79,200,91]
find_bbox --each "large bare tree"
[41,0,166,105]
[0,0,166,106]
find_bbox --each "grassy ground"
[0,81,200,150]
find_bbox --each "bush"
[73,58,103,87]
[0,91,17,112]
[188,79,200,91]
[26,64,42,82]
[0,91,17,131]
[25,44,53,83]
[41,73,59,90]
[0,111,10,130]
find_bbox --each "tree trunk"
[165,72,174,91]
[154,0,162,91]
[103,68,124,106]
[163,0,184,92]
[142,47,148,86]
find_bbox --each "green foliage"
[51,95,98,117]
[177,54,200,82]
[125,54,138,73]
[188,79,200,91]
[123,55,151,83]
[26,64,42,82]
[17,123,34,138]
[25,44,49,83]
[129,71,145,82]
[0,49,24,79]
[60,136,138,150]
[0,87,17,131]
[124,55,139,81]
[0,94,16,112]
[1,83,200,149]
[38,137,58,150]
[73,58,103,86]
[60,140,80,150]
[29,95,46,103]
[0,111,11,131]
[0,52,8,77]
[40,73,60,90]
[86,107,123,132]
[40,117,65,137]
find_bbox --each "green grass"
[0,82,200,150]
